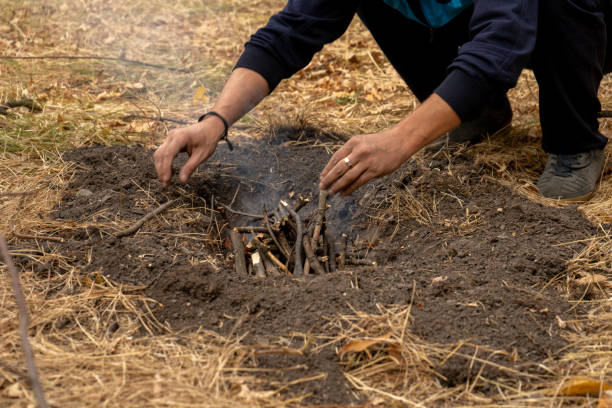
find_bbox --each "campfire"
[228,190,375,277]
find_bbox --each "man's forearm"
[393,93,461,160]
[210,67,270,126]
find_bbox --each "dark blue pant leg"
[532,0,609,154]
[356,1,472,102]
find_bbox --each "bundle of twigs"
[229,190,346,277]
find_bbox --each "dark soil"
[39,129,597,405]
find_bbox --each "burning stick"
[230,229,248,276]
[281,200,303,275]
[302,235,326,275]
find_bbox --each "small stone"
[76,188,93,198]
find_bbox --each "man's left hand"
[319,130,410,195]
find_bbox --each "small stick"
[311,189,329,248]
[0,236,50,408]
[251,251,266,278]
[0,54,190,73]
[234,226,268,234]
[0,190,39,198]
[114,200,175,238]
[250,238,290,274]
[230,229,248,276]
[121,114,190,125]
[2,98,42,112]
[281,201,303,275]
[339,233,348,268]
[279,232,293,269]
[261,252,280,276]
[220,204,263,219]
[12,232,64,243]
[326,232,337,273]
[262,205,289,261]
[303,223,314,275]
[302,235,325,274]
[294,196,310,212]
[345,258,377,267]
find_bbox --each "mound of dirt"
[42,132,597,404]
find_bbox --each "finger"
[154,138,183,187]
[320,143,353,180]
[341,170,374,195]
[329,162,367,195]
[179,150,209,183]
[320,154,353,191]
[153,145,173,188]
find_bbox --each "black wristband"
[198,111,233,151]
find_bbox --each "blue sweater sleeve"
[435,0,538,121]
[235,0,358,91]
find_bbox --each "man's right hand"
[153,116,225,188]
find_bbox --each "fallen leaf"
[192,86,209,106]
[559,377,612,396]
[340,332,391,356]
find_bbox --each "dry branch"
[281,201,303,274]
[0,98,42,115]
[302,235,326,275]
[262,205,289,261]
[312,189,329,247]
[114,200,175,238]
[0,235,50,408]
[326,232,337,273]
[121,114,190,125]
[234,226,268,234]
[249,237,289,274]
[230,229,248,276]
[12,231,64,243]
[251,251,266,278]
[220,204,263,219]
[0,54,189,72]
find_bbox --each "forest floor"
[0,1,611,407]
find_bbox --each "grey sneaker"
[425,96,513,152]
[536,149,606,202]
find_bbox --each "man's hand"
[153,117,225,188]
[319,130,410,195]
[319,94,461,195]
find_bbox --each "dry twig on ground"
[114,200,176,238]
[0,235,50,408]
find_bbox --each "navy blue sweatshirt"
[235,0,537,121]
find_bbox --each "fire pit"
[229,190,375,277]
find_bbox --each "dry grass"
[1,0,611,406]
